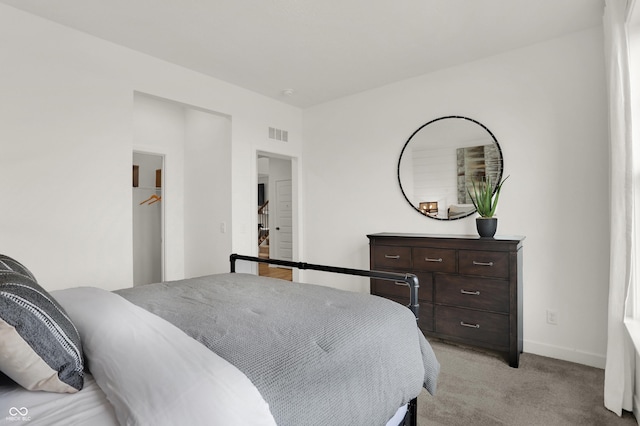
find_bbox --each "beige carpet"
[418,340,637,426]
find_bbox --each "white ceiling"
[0,0,605,108]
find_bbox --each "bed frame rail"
[229,253,419,320]
[229,253,420,426]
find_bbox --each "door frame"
[255,151,300,279]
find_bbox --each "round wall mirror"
[398,116,503,220]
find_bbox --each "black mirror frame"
[397,115,504,221]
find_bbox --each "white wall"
[0,4,302,290]
[184,108,232,277]
[303,28,609,368]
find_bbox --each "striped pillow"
[0,254,37,281]
[0,255,84,393]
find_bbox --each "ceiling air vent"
[268,127,288,142]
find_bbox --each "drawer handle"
[460,321,480,329]
[473,261,494,267]
[460,289,480,296]
[424,257,443,263]
[384,254,401,259]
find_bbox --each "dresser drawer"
[372,279,413,300]
[435,275,509,313]
[458,250,509,278]
[371,246,411,269]
[412,248,456,273]
[372,272,432,302]
[435,306,509,347]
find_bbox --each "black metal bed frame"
[229,253,420,426]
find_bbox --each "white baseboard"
[524,339,606,369]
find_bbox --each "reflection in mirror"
[398,116,503,220]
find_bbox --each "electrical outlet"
[546,309,558,325]
[220,222,226,233]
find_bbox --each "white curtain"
[603,0,636,416]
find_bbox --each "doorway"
[132,152,164,285]
[257,153,294,281]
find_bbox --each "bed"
[0,253,439,425]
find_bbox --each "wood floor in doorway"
[258,244,292,281]
[258,263,293,281]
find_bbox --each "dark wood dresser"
[368,233,524,367]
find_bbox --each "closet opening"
[132,151,164,286]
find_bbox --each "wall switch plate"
[546,309,558,325]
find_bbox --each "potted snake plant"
[467,175,509,238]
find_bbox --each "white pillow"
[54,287,277,426]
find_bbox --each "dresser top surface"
[367,232,525,243]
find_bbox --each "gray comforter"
[115,273,439,426]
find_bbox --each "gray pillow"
[0,255,84,393]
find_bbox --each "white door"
[275,179,293,261]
